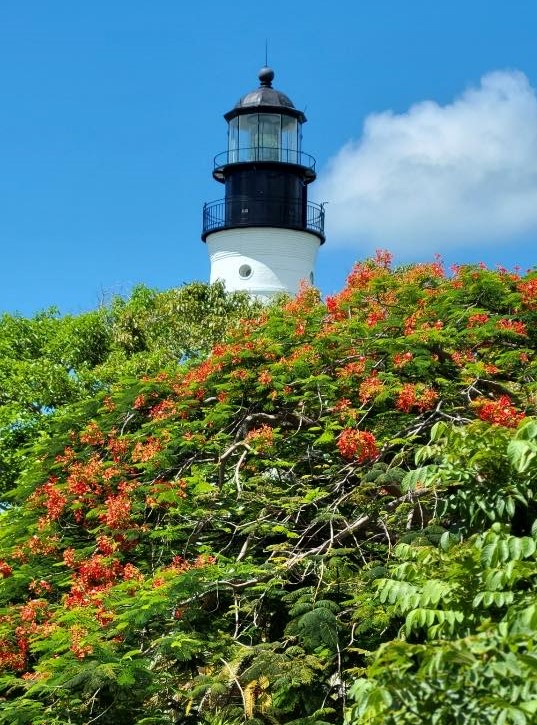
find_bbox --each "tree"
[0,282,258,500]
[0,254,536,724]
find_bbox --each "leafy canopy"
[0,253,536,724]
[0,281,258,499]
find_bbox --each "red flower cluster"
[55,446,76,465]
[396,384,438,413]
[75,554,123,586]
[393,352,413,368]
[451,350,475,367]
[337,429,379,463]
[346,261,385,291]
[403,312,420,336]
[0,640,27,672]
[421,319,444,331]
[63,548,76,568]
[325,295,347,322]
[28,579,52,595]
[332,399,357,421]
[100,492,132,530]
[258,370,273,386]
[517,277,537,308]
[132,436,163,463]
[282,281,319,315]
[107,435,130,462]
[64,553,124,609]
[123,563,143,581]
[373,249,393,268]
[245,424,275,452]
[96,535,117,555]
[0,561,12,577]
[285,344,317,365]
[467,313,489,327]
[32,478,67,523]
[133,394,147,409]
[19,598,48,625]
[103,396,116,412]
[476,395,525,428]
[497,319,528,336]
[70,625,93,660]
[67,455,105,497]
[1,599,53,672]
[12,535,59,562]
[229,368,250,381]
[337,358,367,379]
[179,357,224,393]
[359,374,384,405]
[79,421,105,446]
[401,259,445,283]
[366,305,387,327]
[149,398,177,421]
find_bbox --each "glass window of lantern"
[238,114,258,161]
[258,114,281,161]
[281,116,299,164]
[227,117,239,163]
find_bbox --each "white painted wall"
[205,227,321,299]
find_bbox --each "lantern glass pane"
[281,116,299,163]
[227,117,239,162]
[257,114,281,161]
[238,114,258,161]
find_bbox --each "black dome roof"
[235,85,295,110]
[224,68,306,122]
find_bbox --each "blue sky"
[2,0,537,314]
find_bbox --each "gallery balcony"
[212,147,317,182]
[202,196,325,243]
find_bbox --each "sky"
[2,0,537,315]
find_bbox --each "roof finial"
[258,39,274,87]
[258,65,274,88]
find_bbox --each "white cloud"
[316,70,537,254]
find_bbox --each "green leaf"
[507,440,537,473]
[401,466,434,492]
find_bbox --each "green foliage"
[0,255,536,723]
[107,281,259,363]
[0,282,258,499]
[345,421,537,724]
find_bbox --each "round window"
[239,264,253,279]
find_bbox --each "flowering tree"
[0,254,536,724]
[0,282,257,500]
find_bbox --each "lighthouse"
[202,67,325,299]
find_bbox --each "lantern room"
[224,67,304,166]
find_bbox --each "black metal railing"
[213,147,317,172]
[202,196,325,242]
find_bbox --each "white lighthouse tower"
[202,67,325,299]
